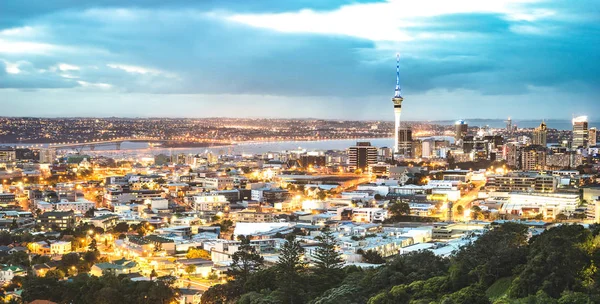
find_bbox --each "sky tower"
[392,53,404,154]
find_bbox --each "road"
[154,269,214,291]
[451,181,486,221]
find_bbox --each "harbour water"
[83,138,396,159]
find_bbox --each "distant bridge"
[47,137,230,152]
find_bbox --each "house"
[32,262,58,277]
[90,214,120,230]
[177,259,214,278]
[177,288,202,304]
[90,258,140,276]
[0,265,25,283]
[28,241,51,255]
[8,247,28,254]
[50,241,72,255]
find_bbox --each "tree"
[314,227,344,272]
[317,190,328,201]
[88,239,98,252]
[312,226,345,293]
[442,285,490,304]
[218,219,234,232]
[202,283,239,304]
[470,206,483,220]
[150,269,158,280]
[508,225,592,298]
[112,222,129,233]
[186,248,211,260]
[83,250,100,267]
[357,249,386,264]
[61,253,81,269]
[84,208,96,218]
[389,201,411,218]
[456,205,464,215]
[185,264,197,277]
[45,269,66,279]
[276,235,306,304]
[228,235,264,288]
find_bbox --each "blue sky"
[0,0,599,120]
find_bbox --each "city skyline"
[2,0,600,119]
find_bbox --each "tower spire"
[394,53,402,98]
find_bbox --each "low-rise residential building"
[90,258,139,276]
[231,210,276,223]
[91,214,120,230]
[37,211,75,230]
[193,195,229,212]
[352,208,387,223]
[0,265,25,283]
[50,241,72,255]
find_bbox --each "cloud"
[1,60,26,74]
[76,80,112,89]
[107,63,177,78]
[57,63,80,71]
[0,39,58,54]
[0,0,597,120]
[226,0,553,42]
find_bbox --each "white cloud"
[107,63,178,78]
[77,80,112,89]
[227,0,553,42]
[58,63,80,71]
[0,26,36,37]
[0,39,57,54]
[60,74,79,79]
[2,60,26,74]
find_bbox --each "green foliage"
[357,249,386,265]
[22,272,177,304]
[450,222,528,289]
[229,236,264,289]
[275,235,306,304]
[185,264,197,276]
[88,239,98,252]
[112,222,129,233]
[202,223,600,304]
[485,277,513,300]
[313,227,344,272]
[508,225,592,298]
[388,201,411,219]
[441,285,490,304]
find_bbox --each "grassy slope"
[486,277,514,300]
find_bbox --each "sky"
[1,0,599,120]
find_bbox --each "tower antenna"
[394,53,402,98]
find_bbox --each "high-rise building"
[348,142,377,172]
[590,127,597,147]
[506,117,513,134]
[391,54,404,154]
[455,120,468,141]
[521,146,546,171]
[397,127,413,158]
[532,121,548,147]
[572,116,589,148]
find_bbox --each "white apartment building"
[352,208,388,223]
[193,195,229,212]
